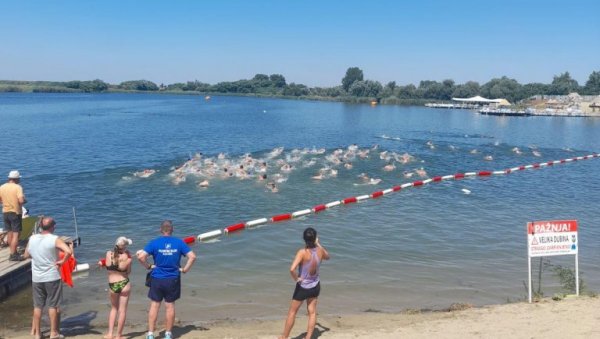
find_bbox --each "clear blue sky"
[1,0,598,87]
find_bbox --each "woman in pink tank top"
[279,227,330,339]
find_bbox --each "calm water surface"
[0,93,599,328]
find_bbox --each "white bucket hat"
[115,236,133,247]
[8,170,21,179]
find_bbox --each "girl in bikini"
[280,227,330,339]
[102,236,133,339]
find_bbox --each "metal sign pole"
[528,255,532,303]
[575,253,579,296]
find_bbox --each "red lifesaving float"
[532,163,540,169]
[99,258,106,266]
[478,171,492,176]
[271,214,292,222]
[412,181,423,187]
[546,161,554,166]
[518,166,526,170]
[371,191,384,198]
[313,204,326,213]
[183,236,195,244]
[343,197,357,204]
[432,176,442,182]
[505,169,512,174]
[392,185,402,192]
[225,223,245,233]
[560,159,566,163]
[454,173,465,179]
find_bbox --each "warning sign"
[527,220,578,257]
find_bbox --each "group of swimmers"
[127,141,551,194]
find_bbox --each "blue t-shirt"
[144,236,191,279]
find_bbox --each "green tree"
[452,81,480,98]
[269,74,286,88]
[342,67,364,92]
[548,72,579,95]
[119,80,159,91]
[480,76,522,102]
[283,83,309,96]
[583,71,600,95]
[349,80,383,97]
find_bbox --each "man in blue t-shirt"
[137,220,196,339]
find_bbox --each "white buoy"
[74,263,90,273]
[197,229,222,242]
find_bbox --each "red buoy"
[343,197,357,204]
[478,171,492,176]
[225,223,245,233]
[518,166,526,170]
[271,214,292,222]
[371,191,384,198]
[313,204,326,213]
[546,161,554,166]
[454,173,465,179]
[392,185,402,192]
[99,258,106,266]
[412,181,423,187]
[432,176,442,182]
[532,163,540,169]
[183,236,196,244]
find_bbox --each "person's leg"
[164,302,175,333]
[32,307,42,337]
[148,301,160,333]
[280,299,303,339]
[305,298,319,339]
[48,307,60,337]
[116,285,131,339]
[105,291,120,339]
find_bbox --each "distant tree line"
[1,69,599,104]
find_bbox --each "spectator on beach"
[103,236,133,339]
[24,217,72,339]
[0,170,27,261]
[279,227,330,339]
[137,220,196,339]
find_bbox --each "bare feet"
[103,334,114,339]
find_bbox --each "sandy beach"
[2,296,597,339]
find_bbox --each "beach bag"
[145,271,152,287]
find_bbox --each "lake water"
[0,93,599,328]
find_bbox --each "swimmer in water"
[484,155,493,161]
[470,149,478,154]
[267,182,279,193]
[383,162,396,172]
[344,162,353,170]
[512,147,522,155]
[532,150,541,157]
[403,171,414,179]
[198,180,209,188]
[415,167,427,178]
[369,178,382,185]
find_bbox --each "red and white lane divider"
[188,153,598,243]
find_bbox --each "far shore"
[3,296,598,338]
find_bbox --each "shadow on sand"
[60,311,102,336]
[291,322,330,339]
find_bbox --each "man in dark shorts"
[137,220,196,339]
[24,216,72,339]
[0,170,27,261]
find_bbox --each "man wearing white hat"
[0,170,27,261]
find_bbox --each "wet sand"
[3,296,598,338]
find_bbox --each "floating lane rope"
[187,154,598,244]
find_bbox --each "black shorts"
[148,277,180,303]
[3,212,22,232]
[292,281,320,301]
